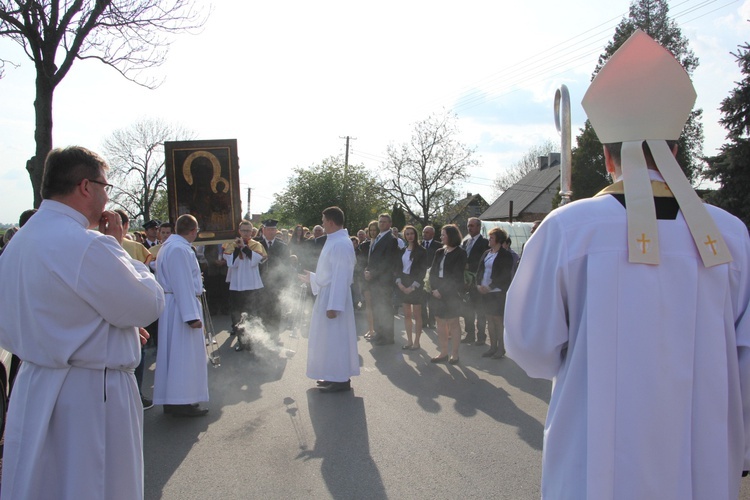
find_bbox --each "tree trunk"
[27,74,55,208]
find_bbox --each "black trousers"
[230,289,261,329]
[462,288,486,341]
[371,280,395,340]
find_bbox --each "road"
[141,309,750,500]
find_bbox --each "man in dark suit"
[420,225,442,329]
[255,219,290,337]
[365,213,400,345]
[461,217,489,345]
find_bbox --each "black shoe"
[316,380,334,386]
[460,336,475,344]
[481,348,498,358]
[366,333,382,342]
[474,339,486,346]
[431,354,449,363]
[141,396,154,410]
[373,337,394,346]
[318,380,351,393]
[448,357,460,365]
[168,404,209,417]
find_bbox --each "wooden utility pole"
[339,136,356,213]
[247,188,253,220]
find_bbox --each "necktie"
[370,234,382,255]
[423,240,428,248]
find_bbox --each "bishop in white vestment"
[504,32,750,499]
[304,208,359,390]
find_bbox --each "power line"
[423,0,731,115]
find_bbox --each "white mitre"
[582,29,731,267]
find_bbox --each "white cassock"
[306,228,359,382]
[0,200,164,500]
[153,234,209,405]
[504,187,750,500]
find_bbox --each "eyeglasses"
[87,179,114,193]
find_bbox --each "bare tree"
[493,138,558,194]
[103,117,194,223]
[380,111,477,227]
[0,0,207,207]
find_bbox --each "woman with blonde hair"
[359,221,379,339]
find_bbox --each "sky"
[1,0,749,225]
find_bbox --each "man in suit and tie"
[461,217,489,345]
[421,225,442,329]
[255,219,290,337]
[365,213,400,345]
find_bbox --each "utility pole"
[339,136,356,213]
[247,188,253,220]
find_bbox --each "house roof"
[481,165,560,220]
[444,193,488,223]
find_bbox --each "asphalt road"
[142,308,551,500]
[141,309,750,500]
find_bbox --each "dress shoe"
[431,354,449,363]
[482,348,498,358]
[318,380,351,393]
[401,343,413,350]
[448,356,460,365]
[316,380,333,386]
[460,336,475,344]
[491,350,506,359]
[373,337,394,346]
[367,333,382,342]
[169,404,208,417]
[474,339,486,346]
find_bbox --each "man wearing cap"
[142,219,160,249]
[255,219,290,337]
[505,31,750,499]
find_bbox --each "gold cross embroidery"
[637,233,650,254]
[704,235,718,256]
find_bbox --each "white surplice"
[306,228,359,382]
[0,200,165,500]
[153,234,209,405]
[224,249,263,291]
[504,189,750,500]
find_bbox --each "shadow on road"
[296,390,387,500]
[143,315,294,499]
[364,312,549,452]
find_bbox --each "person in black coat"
[364,214,400,345]
[476,227,514,359]
[254,219,290,337]
[428,224,467,364]
[461,217,490,345]
[420,225,442,329]
[396,226,428,350]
